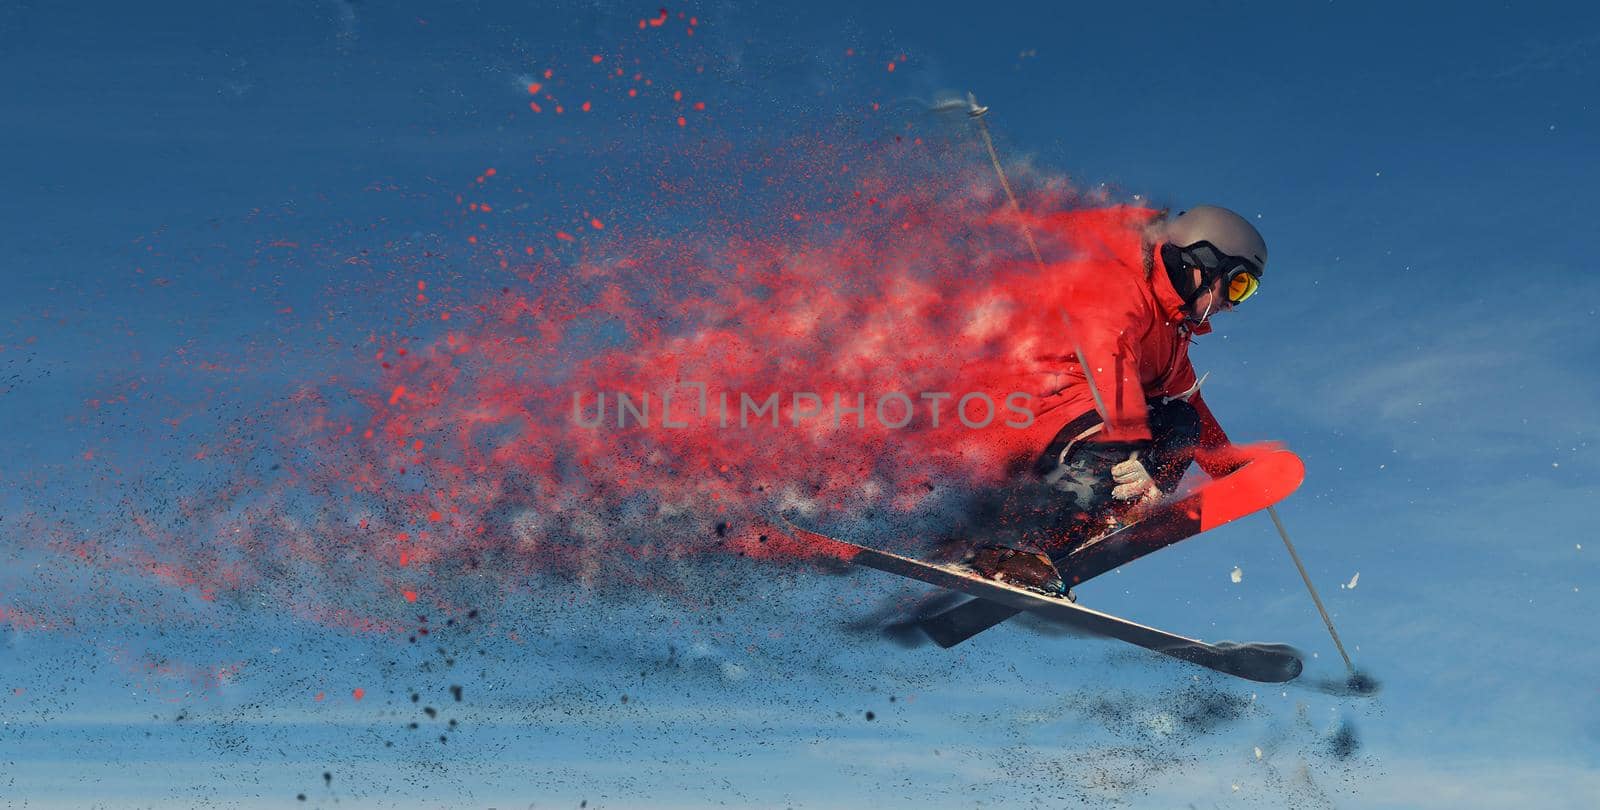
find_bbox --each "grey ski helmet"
[1158,205,1268,306]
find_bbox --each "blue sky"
[3,1,1599,808]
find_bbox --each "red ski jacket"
[1029,207,1234,477]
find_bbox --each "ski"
[785,521,1303,683]
[917,448,1305,648]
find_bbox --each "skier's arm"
[1191,391,1272,479]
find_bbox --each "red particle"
[417,280,426,291]
[555,105,564,114]
[529,101,542,113]
[413,440,424,451]
[638,18,646,29]
[440,312,450,321]
[480,203,493,212]
[591,54,603,63]
[428,510,442,522]
[467,235,477,244]
[676,116,686,127]
[362,429,373,439]
[898,54,907,62]
[388,385,406,405]
[556,231,575,241]
[353,688,366,701]
[581,101,592,112]
[485,167,496,176]
[846,48,854,56]
[396,347,408,356]
[416,293,427,304]
[468,202,478,211]
[314,691,326,702]
[628,88,637,98]
[886,62,896,72]
[397,532,410,541]
[590,217,604,230]
[526,82,542,95]
[673,89,683,102]
[403,590,418,603]
[399,550,410,567]
[524,246,535,255]
[543,69,553,79]
[82,450,94,461]
[690,16,698,25]
[650,9,667,26]
[693,101,705,111]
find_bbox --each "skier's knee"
[1149,399,1200,447]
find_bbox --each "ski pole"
[965,94,1112,425]
[1267,505,1354,672]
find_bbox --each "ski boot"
[966,545,1075,601]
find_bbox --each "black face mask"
[1161,241,1262,308]
[1161,242,1200,302]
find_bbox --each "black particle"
[296,795,305,802]
[439,734,448,743]
[714,521,728,537]
[1329,720,1361,759]
[323,772,331,785]
[424,707,437,718]
[620,694,629,704]
[865,711,875,721]
[468,609,478,619]
[450,685,463,702]
[408,722,418,730]
[411,693,420,703]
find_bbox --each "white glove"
[1111,453,1162,504]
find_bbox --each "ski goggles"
[1179,241,1261,305]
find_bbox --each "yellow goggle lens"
[1227,273,1259,304]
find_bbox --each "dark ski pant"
[976,399,1203,554]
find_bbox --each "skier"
[967,205,1268,596]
